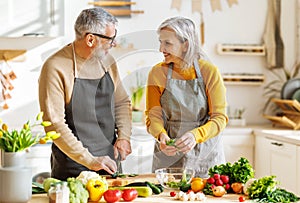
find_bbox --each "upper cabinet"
[0,0,65,37]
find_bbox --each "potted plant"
[0,112,60,166]
[130,71,146,123]
[0,111,60,154]
[0,111,60,203]
[228,107,246,126]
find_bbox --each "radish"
[220,175,229,184]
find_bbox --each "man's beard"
[92,44,107,60]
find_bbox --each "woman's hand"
[159,133,178,156]
[175,132,196,154]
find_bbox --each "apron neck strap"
[71,43,108,77]
[71,42,78,78]
[193,59,204,82]
[167,63,174,79]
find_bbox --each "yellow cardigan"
[145,59,228,143]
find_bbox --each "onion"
[212,186,226,197]
[231,182,244,194]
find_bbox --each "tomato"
[239,196,246,202]
[103,189,122,203]
[170,191,176,197]
[122,189,138,202]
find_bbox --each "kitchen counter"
[30,192,250,203]
[224,124,300,145]
[254,128,300,145]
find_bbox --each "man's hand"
[91,156,117,174]
[159,133,177,156]
[114,139,132,161]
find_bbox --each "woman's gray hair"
[158,16,203,69]
[74,7,118,39]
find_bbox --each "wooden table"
[30,192,250,203]
[29,173,248,202]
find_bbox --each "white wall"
[0,0,297,125]
[113,0,297,125]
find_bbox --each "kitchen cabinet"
[269,138,297,194]
[0,0,64,37]
[222,128,254,166]
[26,143,52,177]
[122,125,155,174]
[254,131,299,195]
[122,126,256,174]
[254,135,271,178]
[0,0,90,40]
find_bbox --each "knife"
[111,154,123,178]
[116,153,122,173]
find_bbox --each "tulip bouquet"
[0,112,60,152]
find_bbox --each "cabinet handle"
[271,142,283,147]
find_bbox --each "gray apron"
[51,44,117,180]
[152,60,225,178]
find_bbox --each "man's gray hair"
[74,7,118,39]
[158,16,203,69]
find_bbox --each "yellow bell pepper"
[86,178,108,202]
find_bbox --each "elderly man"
[39,7,132,180]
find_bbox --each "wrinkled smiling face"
[158,28,187,65]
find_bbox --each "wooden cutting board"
[105,173,158,186]
[89,1,136,6]
[105,9,144,16]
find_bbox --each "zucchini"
[109,186,153,197]
[155,184,164,192]
[145,181,162,194]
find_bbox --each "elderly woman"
[145,16,228,177]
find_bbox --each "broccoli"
[67,177,89,203]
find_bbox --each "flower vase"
[1,150,26,167]
[0,150,32,203]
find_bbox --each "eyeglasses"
[86,30,117,46]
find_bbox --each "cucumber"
[109,186,153,197]
[155,184,164,192]
[145,181,162,194]
[125,182,148,187]
[180,183,191,192]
